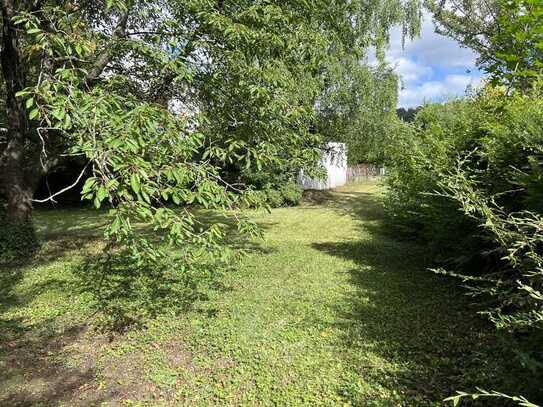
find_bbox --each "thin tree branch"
[32,161,90,203]
[83,7,131,88]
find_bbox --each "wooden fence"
[346,164,385,183]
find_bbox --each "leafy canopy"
[5,0,421,325]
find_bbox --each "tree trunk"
[0,0,127,224]
[5,184,33,223]
[0,0,35,224]
[2,140,34,223]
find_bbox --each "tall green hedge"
[385,85,543,333]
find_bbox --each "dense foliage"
[384,86,543,407]
[385,86,543,406]
[241,167,303,208]
[0,0,421,326]
[387,86,543,330]
[0,0,422,219]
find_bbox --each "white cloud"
[399,74,483,107]
[382,11,484,107]
[387,15,477,68]
[393,57,433,83]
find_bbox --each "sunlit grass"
[0,182,538,405]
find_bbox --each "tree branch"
[83,7,131,88]
[32,161,90,203]
[148,33,199,103]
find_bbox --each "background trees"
[396,106,420,122]
[0,0,421,322]
[316,59,401,165]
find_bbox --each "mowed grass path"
[0,183,530,406]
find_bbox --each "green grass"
[0,182,538,406]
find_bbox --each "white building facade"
[298,142,347,190]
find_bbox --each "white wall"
[298,142,347,190]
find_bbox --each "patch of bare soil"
[0,325,114,406]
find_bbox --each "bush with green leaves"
[241,168,303,208]
[257,182,303,208]
[386,86,543,405]
[386,84,543,334]
[280,181,303,206]
[385,98,484,257]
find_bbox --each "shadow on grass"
[0,323,120,407]
[63,208,275,332]
[0,209,106,344]
[73,250,222,332]
[0,206,270,405]
[303,186,386,224]
[0,214,112,405]
[312,187,540,404]
[194,209,275,255]
[0,209,104,351]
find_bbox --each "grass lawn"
[0,182,538,406]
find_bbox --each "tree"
[0,0,422,281]
[396,106,421,122]
[313,0,421,165]
[0,0,422,221]
[426,0,543,88]
[317,59,401,164]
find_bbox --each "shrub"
[434,161,543,332]
[385,86,543,404]
[384,99,483,257]
[253,182,303,209]
[242,168,303,208]
[264,187,285,208]
[280,181,303,206]
[385,84,543,333]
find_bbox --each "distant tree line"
[396,106,421,123]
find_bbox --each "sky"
[385,12,484,108]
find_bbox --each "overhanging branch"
[32,161,90,203]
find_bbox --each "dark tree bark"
[0,1,131,224]
[0,0,36,223]
[83,7,130,88]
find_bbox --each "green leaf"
[97,186,108,202]
[52,109,66,121]
[64,113,72,129]
[29,109,39,120]
[130,174,141,194]
[81,178,96,194]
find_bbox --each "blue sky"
[385,13,484,107]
